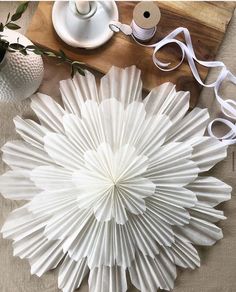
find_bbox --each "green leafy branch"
[0,2,85,77]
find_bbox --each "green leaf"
[0,23,4,32]
[0,39,9,49]
[44,51,57,57]
[72,60,85,66]
[32,48,44,55]
[26,45,37,50]
[11,13,22,22]
[72,65,85,76]
[9,43,25,50]
[6,12,10,23]
[15,2,29,16]
[11,2,29,22]
[19,49,27,56]
[59,49,66,60]
[6,23,21,30]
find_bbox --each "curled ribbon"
[110,22,236,145]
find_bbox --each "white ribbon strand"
[110,22,236,145]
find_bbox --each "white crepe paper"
[0,66,232,292]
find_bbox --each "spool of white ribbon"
[109,23,236,145]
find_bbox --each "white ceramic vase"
[0,29,44,102]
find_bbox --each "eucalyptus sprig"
[0,2,85,77]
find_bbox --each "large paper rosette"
[0,66,231,292]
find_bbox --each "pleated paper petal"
[0,170,39,200]
[144,82,190,125]
[99,66,142,106]
[0,66,231,292]
[14,116,49,150]
[164,235,200,269]
[187,176,231,206]
[58,256,89,292]
[89,265,127,292]
[31,93,65,133]
[2,140,53,170]
[129,251,176,292]
[60,69,99,115]
[166,107,209,142]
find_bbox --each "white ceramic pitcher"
[0,29,44,102]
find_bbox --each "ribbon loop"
[110,23,236,144]
[208,118,236,145]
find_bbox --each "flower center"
[73,143,156,224]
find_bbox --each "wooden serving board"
[26,1,236,107]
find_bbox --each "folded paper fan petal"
[73,70,99,102]
[60,70,99,115]
[44,133,84,170]
[187,176,231,206]
[165,235,200,269]
[0,170,40,200]
[58,256,89,292]
[80,100,108,148]
[189,201,226,223]
[99,98,125,149]
[63,114,98,153]
[12,223,64,277]
[98,99,147,150]
[154,186,197,208]
[145,143,199,187]
[14,116,49,150]
[146,158,199,187]
[13,228,49,259]
[147,141,192,170]
[85,222,136,268]
[175,216,223,246]
[189,136,227,172]
[143,82,190,124]
[63,219,135,268]
[134,114,172,157]
[4,208,64,277]
[99,66,142,106]
[8,221,64,278]
[44,207,93,241]
[128,212,175,247]
[129,251,176,292]
[28,240,64,277]
[31,93,65,133]
[28,188,78,216]
[1,205,49,241]
[31,165,74,191]
[60,79,80,115]
[126,217,160,258]
[166,108,209,143]
[146,197,191,226]
[5,213,68,279]
[122,101,146,146]
[2,140,53,170]
[89,265,127,292]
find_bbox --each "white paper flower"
[0,66,231,292]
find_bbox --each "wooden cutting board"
[26,1,236,107]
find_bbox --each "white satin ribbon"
[110,23,236,145]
